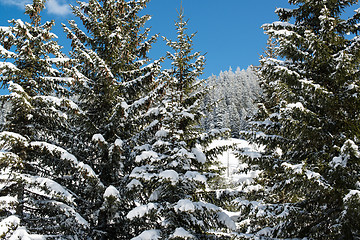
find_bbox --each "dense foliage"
[0,0,101,238]
[0,0,234,239]
[239,0,360,239]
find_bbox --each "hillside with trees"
[201,67,260,138]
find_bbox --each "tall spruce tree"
[63,0,161,238]
[125,9,234,240]
[0,0,101,238]
[240,0,360,238]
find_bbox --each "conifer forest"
[0,0,360,239]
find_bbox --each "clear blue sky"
[0,0,289,78]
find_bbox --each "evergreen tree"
[63,0,161,238]
[126,9,234,240]
[240,0,360,238]
[0,0,101,238]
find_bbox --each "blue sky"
[0,0,289,78]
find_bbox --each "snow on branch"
[30,141,97,178]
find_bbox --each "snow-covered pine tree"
[126,9,234,240]
[63,0,161,238]
[240,0,360,238]
[0,0,102,238]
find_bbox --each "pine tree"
[125,9,234,239]
[63,0,161,238]
[0,0,101,238]
[240,0,360,238]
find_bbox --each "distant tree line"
[201,67,261,138]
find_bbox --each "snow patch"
[135,151,158,163]
[184,171,207,183]
[174,199,195,213]
[286,102,305,111]
[92,134,106,143]
[0,215,20,237]
[30,176,73,202]
[192,147,206,164]
[48,201,89,227]
[281,162,303,174]
[131,229,161,240]
[7,226,45,240]
[127,203,157,220]
[127,179,143,189]
[159,170,179,184]
[0,131,27,143]
[114,139,123,147]
[130,167,157,181]
[103,185,119,199]
[218,211,236,230]
[170,227,194,239]
[0,62,19,72]
[344,190,360,202]
[331,156,347,168]
[30,142,97,178]
[155,130,168,138]
[331,140,360,168]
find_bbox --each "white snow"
[48,57,71,63]
[135,151,158,163]
[103,185,120,199]
[174,148,194,160]
[127,179,143,189]
[92,134,106,143]
[0,45,16,57]
[0,131,28,144]
[270,21,294,28]
[131,229,161,240]
[114,139,123,147]
[0,62,19,72]
[281,162,303,174]
[343,190,360,202]
[286,102,305,111]
[342,139,360,157]
[330,156,347,168]
[281,162,324,181]
[174,199,195,213]
[256,227,273,236]
[127,203,157,220]
[130,166,157,181]
[208,138,261,181]
[180,111,194,120]
[28,176,74,202]
[30,141,97,178]
[192,147,206,164]
[218,211,236,230]
[0,196,17,206]
[47,201,89,227]
[331,140,360,168]
[155,129,168,138]
[169,227,194,239]
[30,141,77,162]
[184,171,207,183]
[159,170,179,184]
[77,162,97,178]
[0,215,20,237]
[8,226,45,240]
[35,95,80,111]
